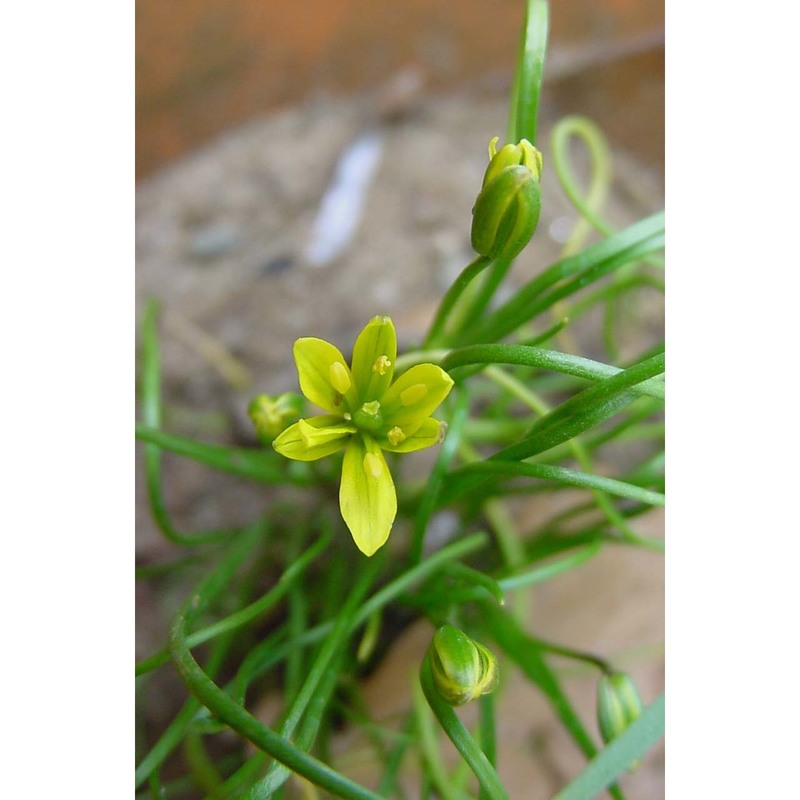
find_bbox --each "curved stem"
[551,116,613,251]
[169,600,383,800]
[423,255,491,348]
[139,299,235,546]
[419,654,509,800]
[136,533,330,676]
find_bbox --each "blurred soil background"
[136,1,664,797]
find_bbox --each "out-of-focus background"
[136,2,664,797]
[136,0,663,179]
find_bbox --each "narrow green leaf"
[136,424,309,484]
[553,694,665,800]
[440,460,664,508]
[480,605,625,800]
[441,344,665,400]
[503,352,665,461]
[464,213,664,344]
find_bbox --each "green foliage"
[136,1,664,797]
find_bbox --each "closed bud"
[428,624,499,706]
[482,136,543,186]
[471,138,542,262]
[249,392,305,443]
[596,671,644,746]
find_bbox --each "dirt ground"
[136,43,664,799]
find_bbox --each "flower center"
[352,400,384,433]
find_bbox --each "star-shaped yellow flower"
[273,316,454,556]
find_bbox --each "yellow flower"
[273,316,454,556]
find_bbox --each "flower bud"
[482,136,543,186]
[428,624,499,706]
[248,392,305,444]
[471,138,542,262]
[596,671,644,746]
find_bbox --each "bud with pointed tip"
[482,136,543,186]
[428,624,499,706]
[471,137,542,261]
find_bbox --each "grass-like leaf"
[481,604,624,800]
[443,343,664,399]
[553,693,665,800]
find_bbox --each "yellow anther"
[400,383,428,406]
[387,426,406,446]
[372,355,392,375]
[329,362,351,395]
[363,452,384,479]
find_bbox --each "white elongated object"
[304,130,385,267]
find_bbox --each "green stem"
[510,0,549,144]
[230,534,491,702]
[423,255,492,348]
[169,597,383,800]
[413,676,462,800]
[532,638,613,673]
[139,299,237,546]
[409,387,471,564]
[248,557,384,798]
[135,524,264,788]
[136,533,330,676]
[443,344,664,400]
[419,654,509,800]
[451,257,513,343]
[478,693,497,800]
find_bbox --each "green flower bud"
[471,137,543,261]
[597,671,644,746]
[482,136,543,186]
[428,624,499,706]
[249,392,305,444]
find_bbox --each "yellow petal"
[381,364,454,434]
[379,417,445,453]
[293,338,357,413]
[350,316,397,402]
[339,436,397,556]
[273,416,354,461]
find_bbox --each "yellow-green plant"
[136,1,664,798]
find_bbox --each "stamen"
[387,427,406,446]
[372,355,392,375]
[363,452,384,479]
[400,383,428,406]
[329,362,351,395]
